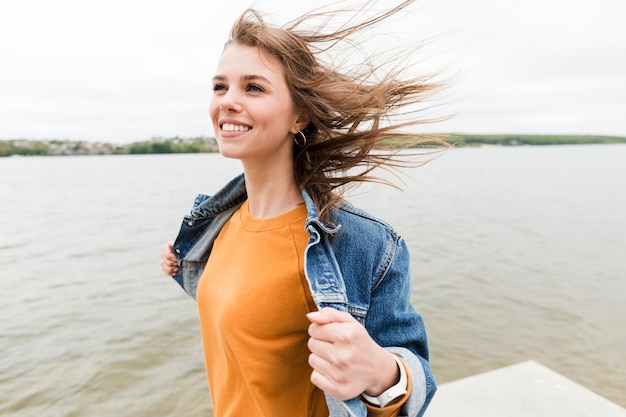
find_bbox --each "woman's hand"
[306,307,399,401]
[160,241,179,276]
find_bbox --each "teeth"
[222,123,251,132]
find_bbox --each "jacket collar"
[301,187,342,236]
[190,174,247,219]
[195,173,342,235]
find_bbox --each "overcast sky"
[1,0,625,143]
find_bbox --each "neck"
[242,162,303,219]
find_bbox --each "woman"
[160,2,446,416]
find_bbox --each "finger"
[163,267,178,276]
[306,311,334,325]
[160,242,178,275]
[308,351,347,395]
[161,256,177,267]
[308,348,332,373]
[310,367,354,401]
[307,307,355,325]
[163,244,175,256]
[307,332,334,356]
[164,253,177,262]
[310,368,334,395]
[160,260,177,275]
[307,308,359,342]
[161,242,178,262]
[308,348,341,382]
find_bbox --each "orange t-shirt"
[196,201,328,417]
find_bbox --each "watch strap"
[361,355,408,408]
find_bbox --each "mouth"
[221,123,252,132]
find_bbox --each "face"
[209,43,305,165]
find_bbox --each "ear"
[291,112,310,134]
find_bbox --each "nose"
[218,88,242,112]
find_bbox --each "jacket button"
[175,248,181,254]
[187,221,194,226]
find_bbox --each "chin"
[216,145,245,160]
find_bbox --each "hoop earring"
[294,131,307,147]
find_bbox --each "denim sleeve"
[365,237,436,417]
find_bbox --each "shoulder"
[334,202,401,241]
[330,202,410,290]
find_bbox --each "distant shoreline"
[1,134,625,157]
[445,134,626,147]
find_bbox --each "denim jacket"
[171,174,436,417]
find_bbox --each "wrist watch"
[361,355,408,408]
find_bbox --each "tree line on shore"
[1,134,625,157]
[0,137,218,157]
[445,134,626,146]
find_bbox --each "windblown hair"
[226,0,450,221]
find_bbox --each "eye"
[246,84,264,93]
[213,83,227,93]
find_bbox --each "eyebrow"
[212,74,273,85]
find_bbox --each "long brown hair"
[226,1,450,221]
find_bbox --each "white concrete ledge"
[424,360,626,417]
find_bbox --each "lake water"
[1,145,624,416]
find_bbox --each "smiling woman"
[210,43,306,173]
[159,2,447,417]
